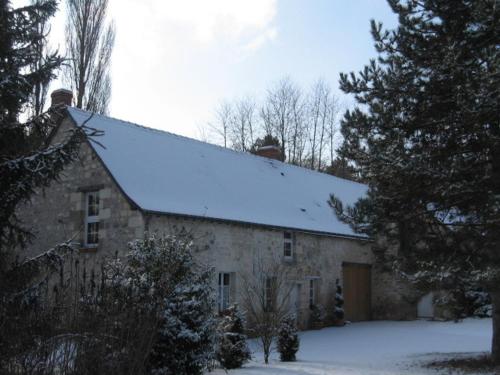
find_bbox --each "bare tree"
[288,89,306,165]
[262,78,302,162]
[307,79,333,171]
[28,0,55,117]
[316,83,330,171]
[202,77,342,174]
[208,97,257,151]
[64,0,115,114]
[326,96,341,167]
[240,254,294,364]
[207,101,234,148]
[230,96,256,151]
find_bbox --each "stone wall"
[371,265,418,320]
[145,213,379,328]
[370,239,418,320]
[17,117,145,273]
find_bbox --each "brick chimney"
[50,89,73,107]
[255,145,283,161]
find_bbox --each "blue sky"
[26,0,399,138]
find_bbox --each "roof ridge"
[67,106,366,188]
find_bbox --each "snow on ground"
[211,318,492,375]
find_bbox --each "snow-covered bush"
[310,304,326,324]
[334,279,345,323]
[434,287,492,320]
[465,290,492,318]
[61,247,165,375]
[216,304,251,369]
[57,233,217,375]
[140,234,216,375]
[277,315,300,362]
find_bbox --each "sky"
[19,0,398,138]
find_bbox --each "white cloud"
[242,26,277,53]
[26,0,278,137]
[148,0,278,44]
[103,0,278,137]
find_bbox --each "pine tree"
[324,157,360,182]
[334,279,345,324]
[0,0,91,368]
[330,0,500,364]
[216,304,251,369]
[277,315,299,362]
[249,134,284,160]
[142,235,217,375]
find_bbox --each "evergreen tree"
[277,315,299,362]
[216,304,251,369]
[0,0,91,368]
[249,134,284,160]
[324,157,360,182]
[143,235,217,375]
[330,0,500,363]
[334,279,345,323]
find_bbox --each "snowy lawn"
[211,318,492,375]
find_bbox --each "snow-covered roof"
[67,107,368,238]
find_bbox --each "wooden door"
[343,263,372,321]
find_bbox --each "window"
[264,276,276,312]
[218,272,231,312]
[309,280,315,307]
[283,231,294,259]
[84,191,100,246]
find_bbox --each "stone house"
[19,90,416,328]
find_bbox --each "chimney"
[255,145,283,161]
[50,88,73,107]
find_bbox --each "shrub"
[334,279,345,323]
[141,234,216,375]
[60,233,217,375]
[277,315,299,362]
[310,304,326,324]
[216,304,251,369]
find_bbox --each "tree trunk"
[492,291,500,365]
[264,347,269,364]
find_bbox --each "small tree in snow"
[334,279,345,324]
[216,304,251,369]
[240,255,293,364]
[137,234,216,375]
[310,304,326,327]
[277,315,299,362]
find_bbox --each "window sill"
[283,257,296,264]
[80,246,98,254]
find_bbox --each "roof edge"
[143,209,372,242]
[65,110,142,211]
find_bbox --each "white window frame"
[283,231,294,260]
[84,191,100,247]
[218,272,231,312]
